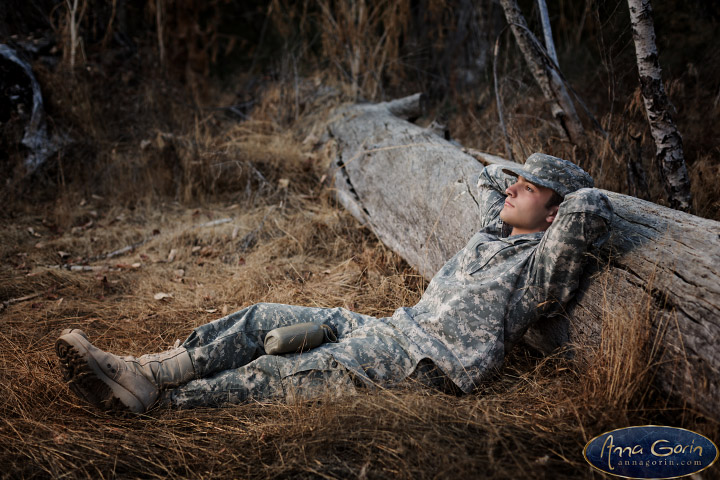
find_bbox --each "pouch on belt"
[264,322,338,355]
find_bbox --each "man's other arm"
[531,188,613,316]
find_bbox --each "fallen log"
[0,44,58,172]
[324,93,720,419]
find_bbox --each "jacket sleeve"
[475,164,515,230]
[529,188,613,317]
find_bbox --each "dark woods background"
[1,0,718,218]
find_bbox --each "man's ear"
[545,205,559,224]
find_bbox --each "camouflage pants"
[164,303,419,408]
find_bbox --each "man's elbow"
[560,188,613,221]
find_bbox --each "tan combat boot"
[55,329,195,413]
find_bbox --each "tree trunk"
[498,0,584,145]
[536,0,558,66]
[627,0,692,212]
[324,94,720,420]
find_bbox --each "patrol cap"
[501,153,593,197]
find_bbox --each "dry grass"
[2,98,717,478]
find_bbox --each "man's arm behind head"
[529,188,614,317]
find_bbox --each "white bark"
[536,0,558,66]
[498,0,583,144]
[67,0,79,68]
[324,95,720,420]
[628,0,692,211]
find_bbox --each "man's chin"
[499,211,513,226]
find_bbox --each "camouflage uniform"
[165,156,613,408]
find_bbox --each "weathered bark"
[0,44,58,171]
[498,0,584,145]
[628,0,692,212]
[325,95,720,420]
[536,0,558,66]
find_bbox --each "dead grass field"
[2,105,718,479]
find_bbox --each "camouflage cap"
[502,153,593,197]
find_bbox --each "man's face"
[499,176,559,235]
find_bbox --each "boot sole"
[55,333,146,413]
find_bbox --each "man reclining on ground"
[55,153,613,413]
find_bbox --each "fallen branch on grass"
[323,93,720,420]
[105,239,151,260]
[0,292,43,312]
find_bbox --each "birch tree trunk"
[498,0,584,145]
[627,0,692,212]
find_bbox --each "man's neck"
[510,227,540,236]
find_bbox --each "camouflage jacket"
[384,164,613,393]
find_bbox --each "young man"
[56,153,613,413]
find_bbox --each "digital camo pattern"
[166,163,612,408]
[393,164,612,393]
[501,153,594,197]
[165,346,359,408]
[167,304,417,408]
